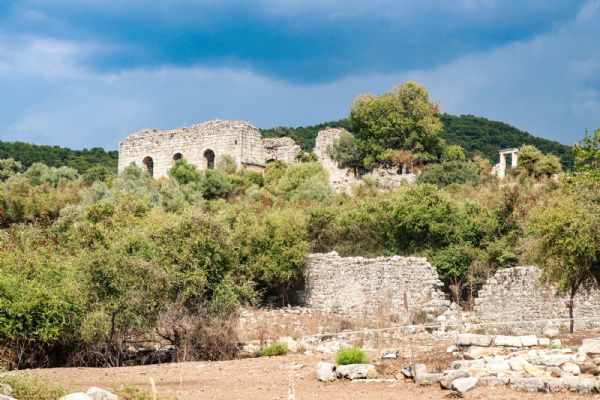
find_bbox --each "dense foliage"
[0,141,118,174]
[261,114,573,168]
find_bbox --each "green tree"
[350,81,444,167]
[0,158,22,181]
[525,176,600,332]
[534,154,562,177]
[443,145,466,162]
[327,130,361,172]
[418,161,480,187]
[518,145,542,175]
[573,128,600,172]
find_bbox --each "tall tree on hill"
[574,128,600,173]
[349,81,445,168]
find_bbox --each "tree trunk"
[568,287,576,334]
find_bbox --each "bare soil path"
[15,353,596,400]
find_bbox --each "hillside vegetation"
[0,141,118,173]
[261,114,573,167]
[0,82,596,371]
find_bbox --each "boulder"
[494,335,522,347]
[464,346,499,360]
[543,326,560,338]
[451,359,484,370]
[580,360,599,375]
[0,394,16,400]
[456,334,492,347]
[278,336,300,353]
[401,364,426,379]
[484,358,511,372]
[561,362,581,376]
[581,339,600,355]
[0,385,12,397]
[316,362,336,382]
[534,353,575,367]
[59,394,93,400]
[439,369,469,389]
[538,338,550,346]
[86,387,118,400]
[452,377,478,393]
[509,377,551,392]
[336,364,376,380]
[478,376,509,386]
[415,373,443,385]
[561,376,600,393]
[551,339,562,347]
[521,336,538,347]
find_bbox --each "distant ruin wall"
[118,120,266,179]
[474,266,600,333]
[303,252,450,318]
[262,137,301,164]
[314,129,358,194]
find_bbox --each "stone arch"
[203,149,215,169]
[173,152,183,162]
[142,156,154,177]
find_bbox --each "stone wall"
[118,120,267,178]
[474,266,600,333]
[262,137,301,164]
[313,128,358,193]
[303,252,450,319]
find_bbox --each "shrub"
[260,342,289,357]
[418,160,480,187]
[0,376,67,400]
[335,347,368,365]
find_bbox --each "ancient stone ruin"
[492,147,519,179]
[474,266,600,334]
[118,120,300,178]
[302,252,450,319]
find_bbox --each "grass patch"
[0,375,67,400]
[335,347,369,365]
[114,385,165,400]
[260,342,289,357]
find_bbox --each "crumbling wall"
[262,137,301,164]
[118,120,266,178]
[314,128,358,193]
[474,266,600,333]
[303,252,450,319]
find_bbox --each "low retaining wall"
[303,252,450,319]
[474,266,600,334]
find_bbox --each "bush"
[335,347,368,365]
[418,160,480,187]
[0,376,67,400]
[260,342,289,357]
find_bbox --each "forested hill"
[0,141,118,173]
[0,114,572,171]
[261,114,573,167]
[440,114,573,168]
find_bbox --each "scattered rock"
[336,364,377,380]
[278,336,300,353]
[85,387,118,400]
[464,346,498,360]
[451,359,484,370]
[561,376,600,393]
[446,345,458,353]
[537,338,550,346]
[0,385,12,397]
[59,394,93,400]
[494,336,522,347]
[452,377,478,393]
[401,364,427,379]
[509,377,551,392]
[0,394,16,400]
[440,369,469,389]
[478,376,510,386]
[580,360,599,375]
[456,334,492,347]
[521,336,538,347]
[316,362,336,382]
[581,339,600,354]
[551,339,562,347]
[543,326,560,339]
[561,362,581,376]
[415,373,443,385]
[381,353,397,359]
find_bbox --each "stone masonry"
[263,137,301,164]
[313,128,358,193]
[119,120,299,179]
[474,266,600,334]
[303,252,450,319]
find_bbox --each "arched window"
[142,156,154,177]
[173,152,183,162]
[203,149,215,170]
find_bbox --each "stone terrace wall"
[262,137,301,164]
[474,266,600,334]
[303,252,450,319]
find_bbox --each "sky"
[0,0,598,150]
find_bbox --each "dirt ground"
[12,353,597,400]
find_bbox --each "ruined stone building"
[118,120,300,178]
